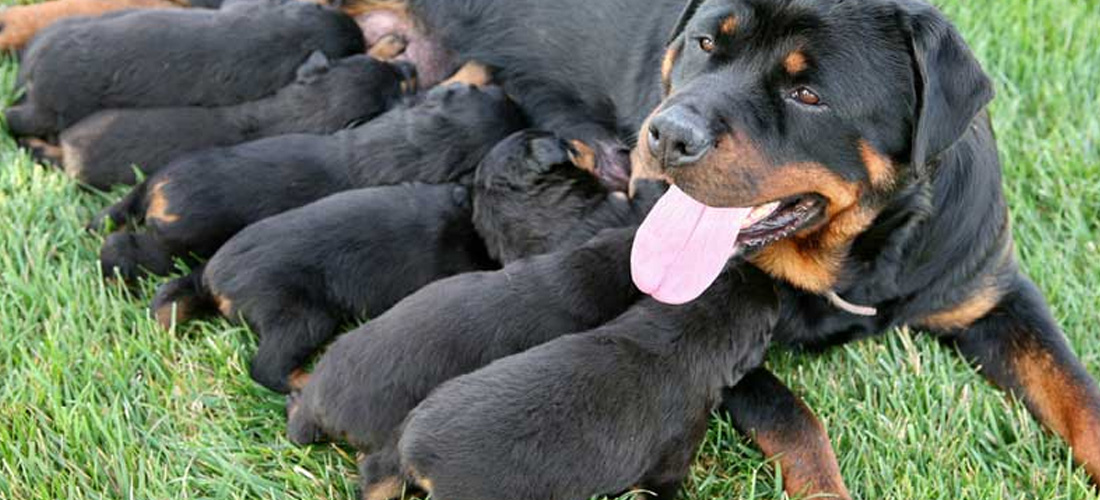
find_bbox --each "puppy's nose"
[647,107,712,168]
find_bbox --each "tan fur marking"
[859,140,896,189]
[784,51,808,74]
[1015,349,1100,480]
[339,0,408,19]
[719,16,738,36]
[660,43,681,96]
[439,61,492,88]
[568,140,598,176]
[919,286,1002,331]
[154,301,186,330]
[22,138,63,164]
[146,180,180,224]
[361,476,402,500]
[288,369,312,392]
[213,293,234,319]
[367,34,407,60]
[755,422,851,499]
[0,0,182,51]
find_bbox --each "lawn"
[1,0,1098,498]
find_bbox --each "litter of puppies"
[5,0,1098,498]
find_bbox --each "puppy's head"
[472,130,622,263]
[288,52,414,125]
[637,0,992,291]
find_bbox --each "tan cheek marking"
[627,113,671,197]
[568,139,598,176]
[719,15,738,36]
[784,51,808,75]
[918,285,1002,331]
[288,369,312,392]
[213,293,234,319]
[859,140,896,189]
[361,476,402,500]
[146,180,180,225]
[439,61,492,88]
[1015,349,1100,480]
[660,44,681,95]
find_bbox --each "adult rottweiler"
[285,228,643,500]
[93,82,525,282]
[618,0,1100,496]
[399,265,777,500]
[58,49,412,189]
[5,0,364,139]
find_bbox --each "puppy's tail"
[87,181,148,233]
[151,266,216,330]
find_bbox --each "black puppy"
[151,183,497,393]
[286,228,643,500]
[60,50,412,189]
[471,130,661,264]
[5,0,364,139]
[93,83,525,281]
[399,266,777,500]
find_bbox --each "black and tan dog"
[93,81,525,282]
[59,47,412,189]
[5,0,364,139]
[149,131,654,393]
[399,265,777,500]
[618,0,1100,495]
[286,228,643,500]
[152,183,497,393]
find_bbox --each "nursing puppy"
[93,83,525,282]
[5,0,364,139]
[286,228,643,500]
[0,0,200,53]
[399,266,777,500]
[60,50,412,189]
[151,183,497,393]
[472,130,660,263]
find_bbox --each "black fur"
[471,130,661,263]
[398,265,777,500]
[6,0,364,138]
[93,83,525,281]
[286,228,642,497]
[60,53,410,189]
[152,183,496,393]
[403,0,688,187]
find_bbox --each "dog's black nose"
[647,107,712,167]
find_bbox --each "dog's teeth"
[741,201,781,228]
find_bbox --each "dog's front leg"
[929,272,1100,483]
[719,368,851,500]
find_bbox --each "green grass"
[1,0,1098,498]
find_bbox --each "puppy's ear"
[296,51,331,81]
[668,0,706,45]
[898,0,993,175]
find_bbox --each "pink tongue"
[631,186,750,305]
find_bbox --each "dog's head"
[288,53,415,126]
[473,130,621,263]
[636,0,992,292]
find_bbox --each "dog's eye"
[697,36,715,53]
[789,87,822,106]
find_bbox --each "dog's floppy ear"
[296,51,331,81]
[668,0,706,45]
[898,0,993,174]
